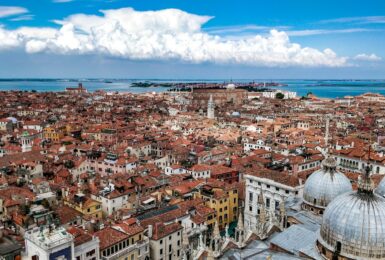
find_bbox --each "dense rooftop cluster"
[1,86,385,259]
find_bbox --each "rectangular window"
[86,249,95,257]
[249,192,253,202]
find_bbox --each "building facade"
[192,87,247,107]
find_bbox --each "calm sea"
[0,79,385,98]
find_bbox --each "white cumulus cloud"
[0,7,350,67]
[0,6,28,18]
[353,53,382,61]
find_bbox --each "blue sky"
[0,0,384,79]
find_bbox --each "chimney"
[84,220,94,232]
[148,224,153,238]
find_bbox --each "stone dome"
[226,83,235,89]
[318,191,385,259]
[303,157,352,210]
[374,176,385,197]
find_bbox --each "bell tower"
[207,95,215,119]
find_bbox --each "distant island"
[131,81,287,92]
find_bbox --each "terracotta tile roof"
[94,226,129,250]
[112,223,144,237]
[0,151,45,167]
[190,164,211,172]
[0,187,36,201]
[151,222,182,240]
[55,205,82,225]
[245,166,302,187]
[67,227,93,246]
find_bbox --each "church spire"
[235,211,245,246]
[207,94,215,119]
[325,114,330,148]
[237,211,244,230]
[322,114,332,158]
[213,220,220,238]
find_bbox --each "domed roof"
[226,83,235,89]
[374,176,385,197]
[303,157,352,209]
[318,191,385,259]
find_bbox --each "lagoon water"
[1,79,385,98]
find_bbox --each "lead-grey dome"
[375,176,385,197]
[303,157,352,209]
[318,191,385,259]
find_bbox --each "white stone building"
[24,226,74,260]
[91,183,134,216]
[164,165,187,175]
[262,90,297,99]
[188,164,211,179]
[148,222,183,260]
[243,140,272,153]
[244,171,303,229]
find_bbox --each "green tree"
[64,160,75,169]
[275,92,285,99]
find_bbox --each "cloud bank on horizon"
[0,7,381,67]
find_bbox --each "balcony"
[101,244,137,260]
[101,238,149,260]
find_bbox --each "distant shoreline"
[0,78,384,82]
[1,79,385,98]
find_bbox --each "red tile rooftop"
[151,222,182,241]
[94,226,130,250]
